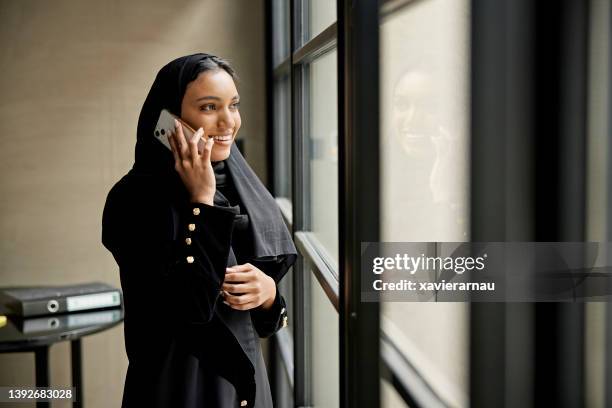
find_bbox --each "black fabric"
[102,54,296,408]
[225,144,297,278]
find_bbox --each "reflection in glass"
[380,1,470,407]
[309,50,338,264]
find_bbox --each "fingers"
[222,280,258,293]
[222,263,268,311]
[226,263,253,273]
[188,128,204,161]
[173,119,188,158]
[223,301,258,311]
[200,135,214,164]
[224,271,256,283]
[222,292,258,310]
[168,131,180,164]
[198,128,208,154]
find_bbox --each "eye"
[200,104,216,111]
[231,101,241,110]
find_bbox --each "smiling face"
[392,70,437,160]
[180,69,241,162]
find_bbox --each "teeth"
[212,135,232,141]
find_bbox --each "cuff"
[250,286,289,337]
[181,202,236,285]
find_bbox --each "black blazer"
[102,171,289,408]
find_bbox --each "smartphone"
[154,109,205,153]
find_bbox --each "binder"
[17,309,123,334]
[0,282,123,317]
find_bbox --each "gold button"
[240,400,247,407]
[193,208,201,215]
[186,256,194,264]
[185,237,192,245]
[280,307,286,315]
[188,223,196,231]
[282,316,288,328]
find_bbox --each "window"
[269,1,611,406]
[379,1,470,406]
[270,2,340,407]
[308,49,339,264]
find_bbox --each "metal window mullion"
[274,58,291,79]
[275,197,294,228]
[293,22,338,65]
[607,2,612,404]
[295,231,340,311]
[300,0,310,48]
[296,231,339,273]
[470,1,536,407]
[338,0,380,407]
[291,0,313,405]
[380,332,448,408]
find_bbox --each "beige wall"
[0,0,267,406]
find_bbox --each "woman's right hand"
[168,119,216,206]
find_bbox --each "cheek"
[197,116,217,130]
[234,113,242,132]
[181,110,206,130]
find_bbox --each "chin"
[211,145,232,162]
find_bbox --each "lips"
[209,133,234,145]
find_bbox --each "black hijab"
[132,53,296,281]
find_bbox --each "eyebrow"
[195,95,240,102]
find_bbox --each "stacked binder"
[0,282,122,317]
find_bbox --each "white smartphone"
[154,109,205,153]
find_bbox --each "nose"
[217,107,235,129]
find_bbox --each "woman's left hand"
[222,263,276,311]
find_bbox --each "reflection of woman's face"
[392,71,436,159]
[180,69,241,162]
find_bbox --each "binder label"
[66,292,120,312]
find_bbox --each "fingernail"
[223,301,230,306]
[174,119,179,128]
[196,128,204,136]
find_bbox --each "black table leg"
[34,346,49,408]
[71,339,83,408]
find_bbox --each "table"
[0,303,123,408]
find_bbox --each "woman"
[102,53,296,408]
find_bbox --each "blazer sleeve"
[102,182,236,325]
[249,258,291,338]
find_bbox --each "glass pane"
[274,75,292,199]
[308,0,336,41]
[309,50,338,264]
[272,0,290,65]
[311,270,339,407]
[380,1,470,407]
[381,378,409,408]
